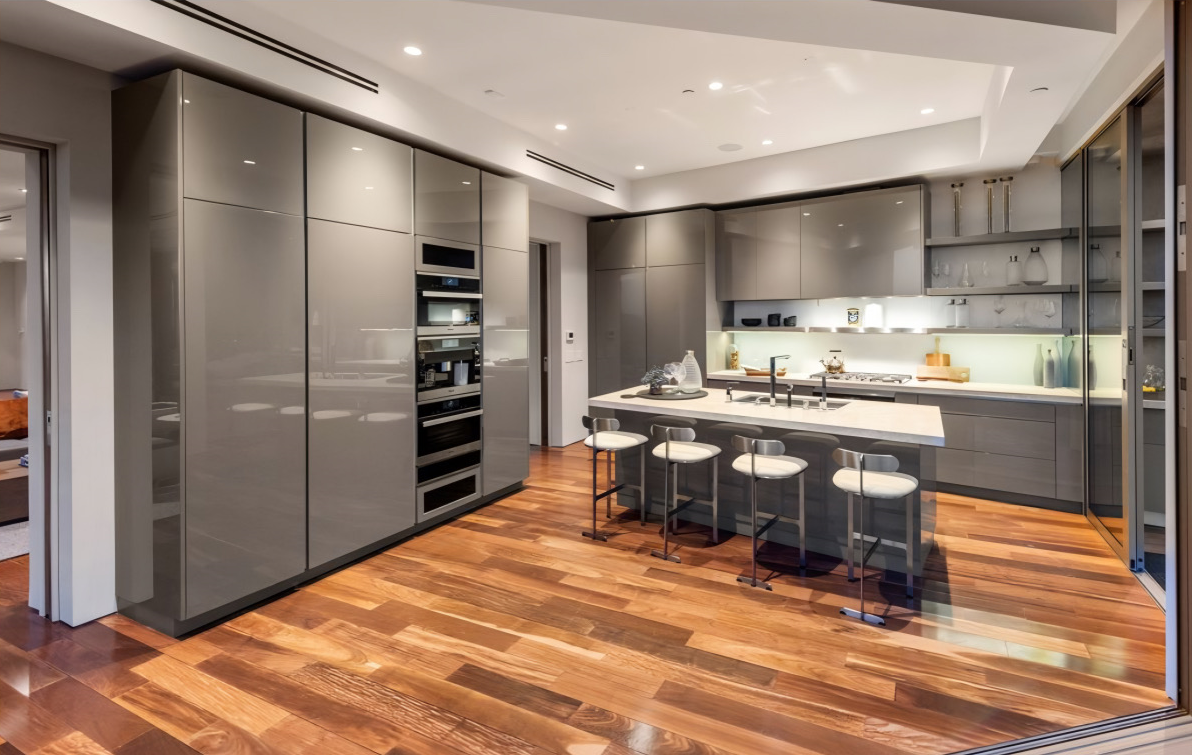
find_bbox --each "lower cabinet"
[307,220,416,568]
[482,245,530,494]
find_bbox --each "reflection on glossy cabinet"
[182,199,306,618]
[181,74,303,215]
[755,204,801,300]
[593,268,646,395]
[306,114,412,232]
[801,186,923,298]
[414,150,480,244]
[646,210,706,266]
[716,210,756,301]
[481,172,529,253]
[590,216,646,270]
[646,264,706,373]
[307,220,415,568]
[482,246,530,493]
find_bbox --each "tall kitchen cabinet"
[480,172,530,494]
[114,72,307,632]
[305,115,416,568]
[415,149,481,244]
[589,210,715,396]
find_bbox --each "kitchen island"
[589,386,945,583]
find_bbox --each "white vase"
[679,350,703,394]
[1033,343,1044,387]
[1023,246,1048,285]
[1043,349,1057,389]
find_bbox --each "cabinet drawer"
[937,448,1055,498]
[941,414,1054,460]
[919,395,1055,422]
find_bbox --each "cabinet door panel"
[646,264,706,374]
[414,150,480,244]
[754,204,801,300]
[647,210,705,267]
[182,200,306,618]
[181,74,303,215]
[483,246,530,493]
[306,115,412,232]
[716,210,756,301]
[801,187,922,298]
[307,221,415,568]
[593,269,646,395]
[591,217,645,270]
[481,172,529,253]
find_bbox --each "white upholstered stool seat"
[732,454,808,480]
[584,430,649,451]
[652,441,721,463]
[831,469,919,499]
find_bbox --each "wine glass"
[932,259,941,282]
[1042,299,1057,323]
[992,296,1006,327]
[1013,300,1028,328]
[940,262,951,286]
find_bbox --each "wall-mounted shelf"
[1141,282,1166,291]
[722,325,1074,336]
[1088,281,1122,292]
[1142,219,1166,231]
[925,228,1075,248]
[926,284,1076,296]
[1143,398,1167,410]
[1142,328,1166,337]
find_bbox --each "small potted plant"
[641,366,669,395]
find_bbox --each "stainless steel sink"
[731,393,851,410]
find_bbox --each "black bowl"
[740,318,762,327]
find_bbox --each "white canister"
[863,302,884,328]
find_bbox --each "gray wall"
[0,41,120,625]
[0,261,25,389]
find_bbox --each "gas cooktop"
[809,371,913,384]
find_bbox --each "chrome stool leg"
[582,446,609,542]
[798,472,807,569]
[639,448,648,526]
[606,450,614,518]
[651,460,681,563]
[840,491,885,626]
[846,492,855,581]
[710,460,720,544]
[736,471,772,590]
[905,492,914,599]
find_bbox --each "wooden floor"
[0,443,1172,755]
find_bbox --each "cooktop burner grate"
[809,371,913,384]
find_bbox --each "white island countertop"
[589,387,945,446]
[706,370,1083,405]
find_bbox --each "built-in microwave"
[416,235,480,277]
[416,333,481,402]
[416,273,482,334]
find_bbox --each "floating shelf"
[926,228,1075,248]
[1143,398,1167,410]
[1088,281,1122,293]
[1142,219,1166,231]
[1142,328,1166,337]
[926,284,1076,296]
[1141,282,1167,291]
[931,327,1074,336]
[722,326,1073,336]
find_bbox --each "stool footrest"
[581,531,609,542]
[755,514,780,539]
[840,607,886,626]
[650,549,681,563]
[594,483,626,503]
[736,575,773,591]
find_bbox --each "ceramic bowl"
[740,318,762,326]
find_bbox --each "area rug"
[0,520,29,561]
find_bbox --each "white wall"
[529,201,589,446]
[0,263,24,388]
[0,42,118,625]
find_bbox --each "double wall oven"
[414,239,483,521]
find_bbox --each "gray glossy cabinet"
[482,246,530,494]
[716,204,801,301]
[414,150,480,244]
[593,269,647,395]
[646,264,706,373]
[591,217,646,270]
[481,172,529,253]
[306,115,412,233]
[800,186,924,299]
[182,199,306,618]
[647,210,705,266]
[181,74,303,215]
[307,220,415,568]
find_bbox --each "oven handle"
[421,291,483,300]
[420,408,484,427]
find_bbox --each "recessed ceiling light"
[761,139,773,146]
[364,186,374,190]
[20,189,27,193]
[351,147,363,152]
[243,160,256,165]
[920,108,935,115]
[404,46,422,56]
[838,223,844,227]
[183,99,190,104]
[803,212,810,217]
[14,257,23,261]
[718,143,742,152]
[555,124,567,131]
[462,181,471,185]
[634,165,645,171]
[896,200,903,205]
[708,81,723,91]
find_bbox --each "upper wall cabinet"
[306,115,412,233]
[414,150,481,244]
[716,204,800,301]
[181,74,303,215]
[590,216,646,270]
[646,210,706,267]
[481,172,529,252]
[800,185,924,299]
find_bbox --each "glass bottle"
[959,263,973,288]
[954,298,970,328]
[1023,246,1048,285]
[1006,255,1023,286]
[1043,349,1057,389]
[679,350,703,394]
[946,299,956,327]
[1033,343,1044,386]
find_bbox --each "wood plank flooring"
[0,443,1172,755]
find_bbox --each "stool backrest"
[832,448,899,473]
[650,424,695,443]
[582,415,620,434]
[731,435,785,456]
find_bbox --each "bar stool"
[730,436,808,590]
[650,424,721,563]
[581,416,648,542]
[831,448,920,627]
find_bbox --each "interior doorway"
[528,241,551,446]
[0,148,31,558]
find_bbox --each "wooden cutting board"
[916,365,971,383]
[925,336,950,366]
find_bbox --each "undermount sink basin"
[732,393,851,410]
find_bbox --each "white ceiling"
[236,0,995,178]
[0,151,27,262]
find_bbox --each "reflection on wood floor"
[0,443,1172,754]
